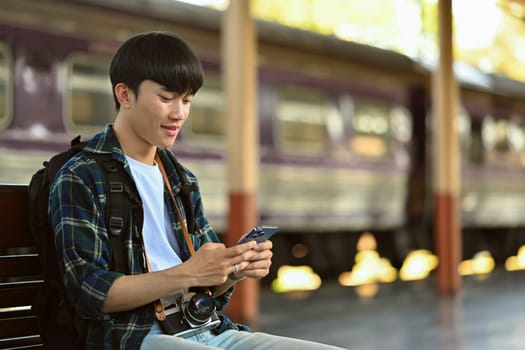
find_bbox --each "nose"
[169,100,186,120]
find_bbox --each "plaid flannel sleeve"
[49,163,124,320]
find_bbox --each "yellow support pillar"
[434,0,462,293]
[222,0,260,326]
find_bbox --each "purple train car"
[2,0,525,279]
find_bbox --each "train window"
[508,120,525,152]
[350,97,390,158]
[184,74,225,147]
[0,42,13,130]
[276,87,330,156]
[469,118,484,163]
[482,116,496,150]
[482,115,512,152]
[390,106,412,143]
[65,53,114,136]
[493,118,510,152]
[481,115,524,166]
[458,106,471,151]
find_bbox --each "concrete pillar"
[222,0,260,325]
[434,0,462,293]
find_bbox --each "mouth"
[162,125,180,137]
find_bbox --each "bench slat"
[0,185,43,348]
[0,315,39,339]
[0,255,42,278]
[0,281,41,309]
[0,185,33,249]
[0,335,43,349]
[0,308,35,319]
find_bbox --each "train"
[2,0,525,283]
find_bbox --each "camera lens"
[185,293,216,325]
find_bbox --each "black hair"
[109,31,204,110]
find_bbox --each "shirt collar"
[83,124,127,164]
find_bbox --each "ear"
[114,83,133,108]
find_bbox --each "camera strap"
[146,153,196,321]
[142,246,167,321]
[155,153,195,255]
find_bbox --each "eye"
[159,95,171,102]
[183,94,193,104]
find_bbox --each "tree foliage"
[249,0,525,82]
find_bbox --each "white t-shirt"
[125,156,183,272]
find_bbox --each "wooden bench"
[0,184,43,349]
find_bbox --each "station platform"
[257,268,525,350]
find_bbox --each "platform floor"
[257,268,525,350]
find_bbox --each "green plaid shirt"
[49,125,241,349]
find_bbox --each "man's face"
[126,80,192,149]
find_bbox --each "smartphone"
[238,225,279,244]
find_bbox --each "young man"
[49,31,345,350]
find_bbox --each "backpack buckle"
[109,216,124,236]
[110,182,124,193]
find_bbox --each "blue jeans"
[140,321,347,350]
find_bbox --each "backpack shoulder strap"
[89,153,142,274]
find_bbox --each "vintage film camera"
[159,288,220,338]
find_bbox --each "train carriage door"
[402,86,432,257]
[13,36,63,131]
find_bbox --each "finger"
[241,258,272,271]
[240,267,271,279]
[225,241,257,256]
[247,248,273,261]
[199,242,226,250]
[237,240,258,250]
[254,240,273,250]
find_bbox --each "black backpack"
[27,135,198,349]
[27,136,142,349]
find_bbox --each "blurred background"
[2,0,525,348]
